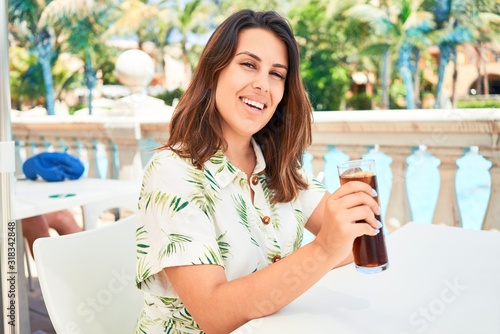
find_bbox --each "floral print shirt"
[134,139,326,333]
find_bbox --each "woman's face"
[215,28,288,144]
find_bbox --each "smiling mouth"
[241,97,266,110]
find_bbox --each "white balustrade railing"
[11,108,500,231]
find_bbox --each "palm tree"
[346,0,435,109]
[105,0,215,90]
[461,0,500,98]
[164,0,213,88]
[288,0,368,111]
[9,0,59,115]
[40,0,120,115]
[103,0,172,79]
[426,0,473,108]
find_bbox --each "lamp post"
[0,0,22,333]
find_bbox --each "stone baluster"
[337,145,367,161]
[105,141,118,179]
[428,147,464,227]
[68,137,82,160]
[41,136,52,152]
[105,122,143,181]
[482,147,500,231]
[84,138,100,178]
[55,137,69,153]
[380,146,412,232]
[42,136,57,151]
[306,143,328,178]
[25,138,36,158]
[72,138,85,170]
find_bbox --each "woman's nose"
[252,73,269,93]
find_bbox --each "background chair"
[33,215,143,333]
[81,191,138,230]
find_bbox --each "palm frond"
[344,4,391,34]
[159,233,192,259]
[217,232,230,260]
[196,246,222,265]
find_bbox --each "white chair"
[81,191,138,230]
[33,215,143,334]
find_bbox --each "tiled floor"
[28,276,55,334]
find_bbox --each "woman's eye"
[241,62,256,69]
[271,71,285,80]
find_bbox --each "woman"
[135,9,380,333]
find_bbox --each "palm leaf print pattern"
[233,194,259,247]
[210,152,238,175]
[143,192,189,217]
[136,225,152,288]
[217,232,230,260]
[137,155,161,211]
[196,245,224,265]
[309,175,326,191]
[136,225,149,255]
[259,175,280,230]
[136,257,152,289]
[159,234,193,260]
[186,167,220,217]
[293,209,305,251]
[267,238,282,264]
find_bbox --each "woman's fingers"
[328,187,380,219]
[330,180,377,200]
[341,205,382,233]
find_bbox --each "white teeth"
[242,98,265,110]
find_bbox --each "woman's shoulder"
[147,148,194,169]
[142,148,200,183]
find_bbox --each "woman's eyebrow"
[236,51,288,71]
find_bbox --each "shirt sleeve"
[297,167,327,222]
[136,151,224,293]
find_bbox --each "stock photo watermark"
[59,268,134,334]
[233,246,329,334]
[399,277,467,334]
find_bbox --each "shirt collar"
[204,138,266,189]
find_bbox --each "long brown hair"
[163,9,313,203]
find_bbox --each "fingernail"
[372,188,378,197]
[375,228,380,234]
[377,220,383,228]
[377,206,381,215]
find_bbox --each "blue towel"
[23,152,85,182]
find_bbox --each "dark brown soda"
[339,171,388,269]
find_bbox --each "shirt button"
[251,175,259,185]
[261,216,271,225]
[272,255,282,263]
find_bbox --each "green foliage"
[67,103,86,115]
[92,46,122,86]
[389,80,407,109]
[153,88,185,106]
[9,46,43,110]
[8,0,500,113]
[457,99,500,108]
[9,45,81,110]
[346,93,372,110]
[289,1,354,111]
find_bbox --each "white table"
[14,178,140,221]
[235,223,500,334]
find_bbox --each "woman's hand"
[313,181,380,261]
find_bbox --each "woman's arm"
[164,181,380,333]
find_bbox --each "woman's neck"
[224,139,256,177]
